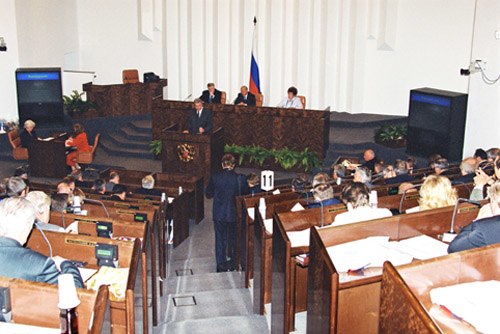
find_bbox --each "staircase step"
[166,271,244,295]
[128,119,152,134]
[158,315,269,334]
[330,111,407,128]
[105,132,151,150]
[99,139,154,159]
[119,125,152,141]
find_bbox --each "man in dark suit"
[206,154,247,272]
[200,82,222,104]
[233,85,256,106]
[447,215,500,253]
[184,98,213,134]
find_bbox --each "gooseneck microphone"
[34,221,53,258]
[449,198,481,234]
[83,198,110,218]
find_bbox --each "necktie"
[210,95,213,103]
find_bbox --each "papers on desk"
[0,322,59,334]
[39,137,54,141]
[430,280,500,334]
[263,218,273,235]
[168,197,174,204]
[287,229,310,248]
[247,207,255,220]
[86,266,129,302]
[291,202,305,212]
[272,189,281,195]
[78,267,98,282]
[390,234,448,260]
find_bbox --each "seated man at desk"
[233,85,256,106]
[26,191,64,232]
[308,172,340,208]
[333,182,392,226]
[19,119,39,148]
[5,176,28,197]
[0,197,83,288]
[135,175,162,197]
[200,82,222,104]
[183,98,213,134]
[110,184,128,201]
[277,86,303,109]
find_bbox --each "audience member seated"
[135,175,162,197]
[105,172,120,192]
[65,123,91,171]
[26,191,64,232]
[358,149,378,173]
[308,173,340,208]
[448,182,500,253]
[70,170,91,188]
[0,197,83,287]
[50,193,69,213]
[453,157,477,184]
[384,159,414,184]
[184,98,214,134]
[233,85,256,106]
[474,148,488,164]
[92,178,106,194]
[0,180,6,200]
[398,182,417,195]
[333,182,392,226]
[19,119,39,148]
[200,82,222,104]
[406,157,417,174]
[428,153,442,167]
[291,173,310,194]
[471,157,500,201]
[245,173,262,196]
[353,167,373,189]
[277,86,303,109]
[111,184,128,201]
[486,147,500,162]
[331,163,346,184]
[433,158,454,176]
[57,181,73,195]
[407,175,458,213]
[5,176,28,197]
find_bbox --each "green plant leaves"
[375,124,407,142]
[149,140,162,155]
[63,90,96,117]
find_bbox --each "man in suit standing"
[233,85,256,106]
[200,82,222,104]
[184,98,213,134]
[206,154,247,272]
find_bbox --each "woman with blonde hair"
[413,175,457,212]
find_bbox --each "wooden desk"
[379,245,500,333]
[305,204,480,334]
[83,80,167,117]
[26,230,141,334]
[29,139,67,178]
[151,99,330,161]
[0,277,108,334]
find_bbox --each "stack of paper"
[287,229,311,248]
[389,234,448,260]
[430,280,500,334]
[263,218,273,235]
[247,207,255,220]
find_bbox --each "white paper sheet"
[272,189,281,195]
[247,207,255,220]
[430,280,500,334]
[389,234,449,260]
[167,197,174,204]
[291,202,305,212]
[78,267,98,282]
[263,219,273,235]
[0,323,59,334]
[287,229,311,248]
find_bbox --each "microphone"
[443,198,481,242]
[183,94,192,101]
[398,184,422,213]
[83,198,110,218]
[34,222,53,258]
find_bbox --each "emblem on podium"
[177,143,195,162]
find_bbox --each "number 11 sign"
[261,170,274,191]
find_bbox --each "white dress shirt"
[277,96,303,109]
[333,206,393,226]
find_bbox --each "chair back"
[122,69,139,84]
[221,91,227,104]
[8,129,21,149]
[298,95,306,109]
[91,133,100,154]
[255,93,263,107]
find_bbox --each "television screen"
[408,93,451,132]
[16,71,62,104]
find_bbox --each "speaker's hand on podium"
[182,130,189,134]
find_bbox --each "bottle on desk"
[58,274,80,334]
[369,190,378,208]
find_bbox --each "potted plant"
[149,140,162,158]
[63,90,97,118]
[374,124,407,148]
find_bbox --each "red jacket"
[69,133,91,152]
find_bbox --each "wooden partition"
[26,230,141,334]
[304,204,480,334]
[380,244,500,333]
[0,277,108,334]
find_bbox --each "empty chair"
[298,95,306,109]
[255,93,264,107]
[221,91,227,104]
[122,69,139,84]
[7,129,29,160]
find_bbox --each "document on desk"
[430,280,500,334]
[327,236,413,273]
[272,189,281,195]
[0,322,59,334]
[389,234,448,260]
[168,197,174,204]
[247,207,255,220]
[291,202,305,212]
[78,267,98,282]
[287,229,311,248]
[39,137,54,141]
[263,218,273,235]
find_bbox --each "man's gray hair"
[354,167,372,184]
[460,158,476,175]
[193,98,204,104]
[394,159,408,175]
[6,177,27,197]
[142,175,155,190]
[486,148,500,161]
[0,197,36,237]
[26,191,51,214]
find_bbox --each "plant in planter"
[300,148,322,171]
[149,140,162,157]
[63,90,97,117]
[248,145,273,167]
[273,147,302,170]
[374,124,407,148]
[224,144,248,165]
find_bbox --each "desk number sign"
[261,170,274,191]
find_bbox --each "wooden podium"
[161,125,224,184]
[29,139,67,178]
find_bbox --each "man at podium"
[183,98,213,134]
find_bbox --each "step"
[166,271,244,295]
[156,315,269,334]
[99,139,154,159]
[105,132,151,150]
[119,125,152,142]
[330,111,407,128]
[161,288,253,323]
[128,119,152,134]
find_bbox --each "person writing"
[200,82,222,104]
[20,119,39,148]
[183,99,213,134]
[277,86,303,109]
[65,124,91,171]
[233,85,256,106]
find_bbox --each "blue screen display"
[16,72,60,81]
[410,93,451,107]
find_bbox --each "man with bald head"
[453,157,478,184]
[233,86,256,106]
[361,149,378,173]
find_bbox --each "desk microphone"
[183,94,192,101]
[83,198,110,217]
[442,198,481,242]
[34,222,53,258]
[398,184,422,213]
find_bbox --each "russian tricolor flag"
[249,17,261,94]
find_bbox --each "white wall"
[0,0,20,122]
[463,0,500,156]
